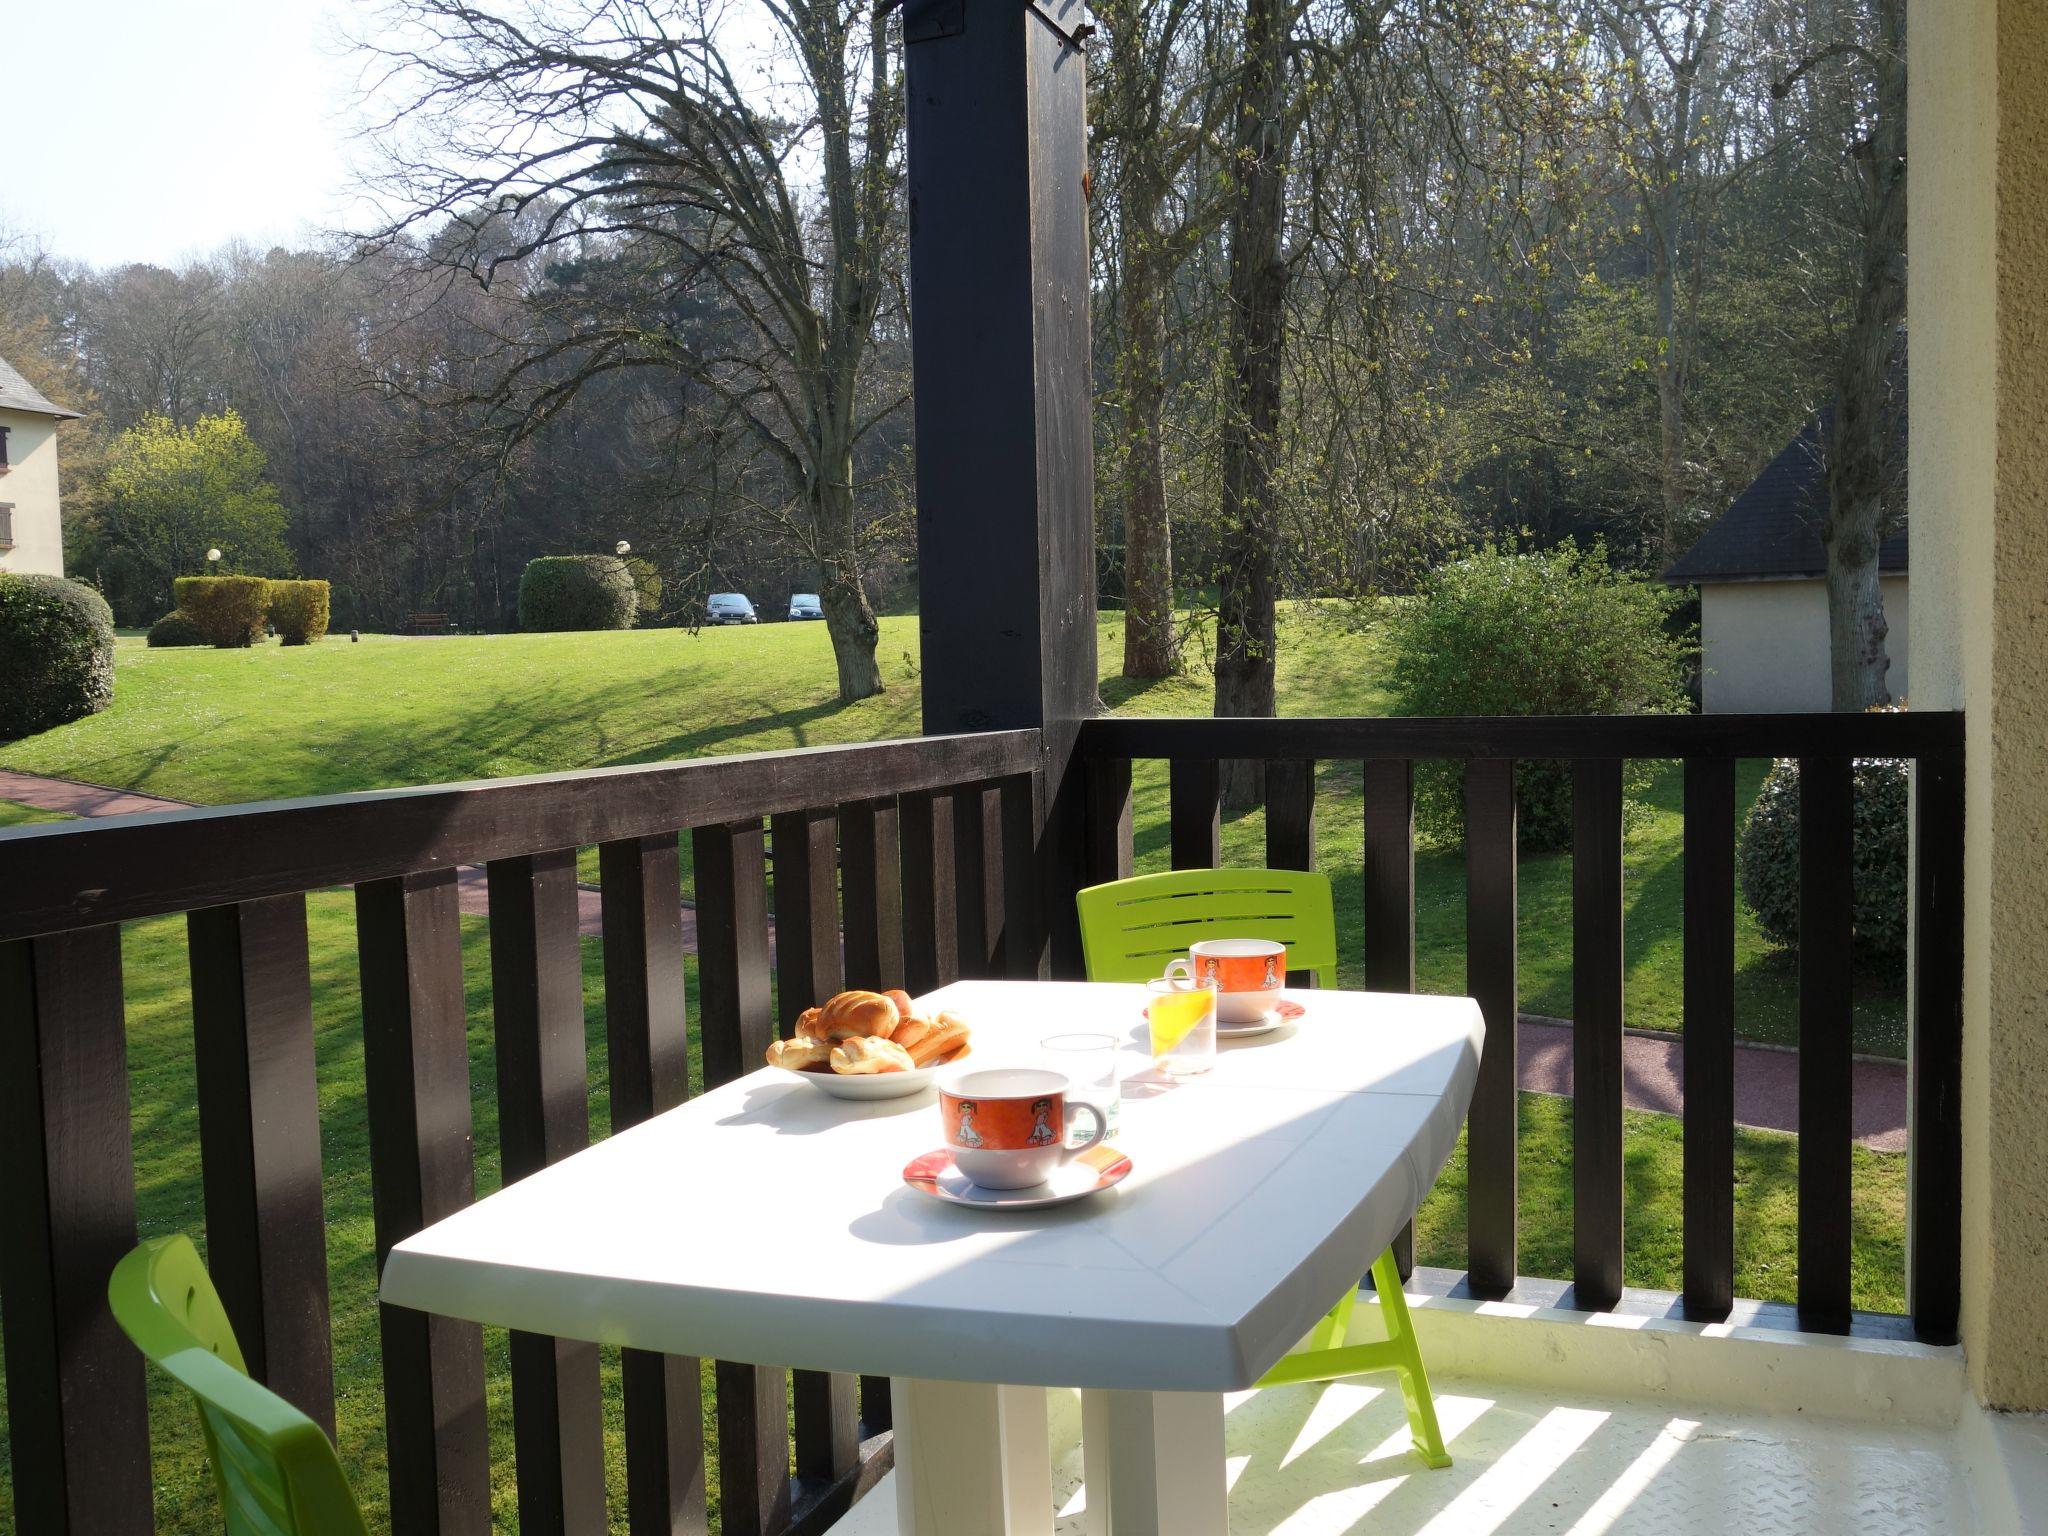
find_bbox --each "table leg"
[1080,1389,1228,1536]
[891,1377,1051,1536]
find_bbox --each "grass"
[0,607,1911,1530]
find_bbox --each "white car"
[706,592,758,625]
[788,592,825,621]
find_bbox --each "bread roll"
[816,989,900,1041]
[883,989,917,1024]
[794,1006,826,1040]
[830,1036,915,1074]
[903,1011,971,1067]
[766,1037,833,1073]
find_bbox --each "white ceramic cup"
[938,1067,1109,1189]
[1164,937,1288,1024]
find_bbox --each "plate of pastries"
[764,988,973,1100]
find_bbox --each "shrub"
[1383,543,1692,850]
[147,609,206,647]
[1738,752,1909,975]
[517,555,638,632]
[174,575,273,647]
[267,579,331,645]
[623,556,664,620]
[0,574,116,740]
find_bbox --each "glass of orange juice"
[1146,974,1217,1076]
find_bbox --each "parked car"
[706,592,758,625]
[788,592,825,621]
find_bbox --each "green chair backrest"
[108,1236,369,1536]
[1076,867,1340,983]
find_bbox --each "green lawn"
[0,608,1911,1531]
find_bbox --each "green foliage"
[147,610,207,647]
[623,556,664,619]
[517,556,637,632]
[267,580,332,645]
[1738,754,1909,975]
[174,575,273,648]
[101,410,293,609]
[1384,544,1692,850]
[0,574,116,740]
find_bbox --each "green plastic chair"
[1076,867,1452,1469]
[109,1235,370,1536]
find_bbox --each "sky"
[3,0,371,269]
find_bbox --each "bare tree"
[362,0,903,701]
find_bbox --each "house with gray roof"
[1664,410,1908,711]
[0,353,83,578]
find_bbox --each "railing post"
[841,798,906,994]
[1362,758,1417,1276]
[1798,756,1856,1334]
[1169,758,1222,869]
[1464,760,1519,1297]
[597,833,710,1534]
[1909,738,1965,1344]
[1681,758,1737,1322]
[1084,754,1135,888]
[1572,758,1626,1311]
[358,869,492,1536]
[188,894,335,1433]
[0,925,153,1536]
[487,850,607,1535]
[1265,760,1317,986]
[901,791,960,994]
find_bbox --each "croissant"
[830,1036,915,1074]
[902,1011,972,1067]
[767,1037,833,1072]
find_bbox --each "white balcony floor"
[840,1368,1999,1536]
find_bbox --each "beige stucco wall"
[1910,0,2048,1410]
[1698,576,1910,712]
[0,409,65,577]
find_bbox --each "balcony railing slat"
[1572,758,1626,1311]
[1682,758,1738,1322]
[357,869,492,1535]
[1798,756,1856,1334]
[841,798,907,994]
[1265,760,1318,988]
[1084,755,1135,888]
[770,808,865,1479]
[1910,746,1966,1344]
[1464,760,1519,1297]
[1362,758,1418,1275]
[487,851,608,1535]
[693,820,792,1533]
[999,775,1043,979]
[901,790,960,994]
[188,894,336,1434]
[596,833,710,1535]
[0,924,153,1536]
[952,783,1002,981]
[1169,757,1222,869]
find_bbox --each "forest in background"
[0,0,1903,709]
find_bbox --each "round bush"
[0,574,116,740]
[517,556,637,632]
[267,579,331,645]
[147,609,206,647]
[1738,754,1909,975]
[1383,543,1692,850]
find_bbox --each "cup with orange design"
[938,1067,1108,1189]
[1166,937,1287,1025]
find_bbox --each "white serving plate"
[776,1063,941,1100]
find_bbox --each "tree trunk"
[1214,0,1289,811]
[1119,237,1178,679]
[1822,520,1889,710]
[816,475,884,703]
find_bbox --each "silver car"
[706,592,758,625]
[788,592,824,621]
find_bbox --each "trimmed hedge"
[147,610,207,647]
[0,573,116,740]
[268,579,331,645]
[174,575,272,647]
[1738,753,1909,975]
[518,556,637,632]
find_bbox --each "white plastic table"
[380,979,1482,1535]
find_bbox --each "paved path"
[3,769,1903,1146]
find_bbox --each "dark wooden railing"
[0,730,1039,1536]
[1079,711,1966,1344]
[0,711,1967,1533]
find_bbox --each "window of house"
[0,504,13,549]
[0,426,10,471]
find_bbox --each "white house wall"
[0,409,64,577]
[1699,575,1911,712]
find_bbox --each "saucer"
[1219,997,1306,1037]
[902,1145,1133,1209]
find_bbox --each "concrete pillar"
[1909,0,2048,1410]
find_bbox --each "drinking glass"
[1145,975,1217,1076]
[1041,1032,1122,1141]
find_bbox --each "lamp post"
[615,541,631,556]
[206,548,222,573]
